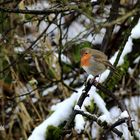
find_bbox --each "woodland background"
[0,0,140,140]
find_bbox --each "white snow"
[51,92,79,111]
[119,110,129,119]
[74,114,85,133]
[42,85,57,96]
[32,98,38,103]
[109,107,121,118]
[28,80,112,140]
[118,37,133,65]
[88,86,109,114]
[14,47,25,53]
[28,92,79,140]
[74,105,80,110]
[60,54,71,64]
[128,67,135,75]
[55,53,71,64]
[134,56,140,64]
[99,69,110,83]
[98,113,112,123]
[91,28,106,45]
[131,18,140,39]
[67,22,85,40]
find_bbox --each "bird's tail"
[104,61,120,78]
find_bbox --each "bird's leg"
[89,75,99,84]
[83,75,99,90]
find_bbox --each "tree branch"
[64,78,134,136]
[102,0,120,52]
[0,6,78,15]
[75,109,124,137]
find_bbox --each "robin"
[80,47,118,78]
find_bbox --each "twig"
[64,80,123,137]
[64,78,134,137]
[75,109,123,137]
[105,118,126,133]
[0,6,78,15]
[64,80,92,129]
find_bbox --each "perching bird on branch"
[80,47,119,78]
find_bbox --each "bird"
[80,47,118,78]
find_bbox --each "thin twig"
[75,109,123,137]
[0,6,78,15]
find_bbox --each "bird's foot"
[90,75,99,83]
[84,75,99,88]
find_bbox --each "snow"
[28,92,78,140]
[74,114,85,133]
[109,107,121,118]
[91,0,97,2]
[14,47,25,53]
[119,110,129,119]
[86,74,94,81]
[134,56,140,64]
[27,1,50,10]
[98,113,112,123]
[99,69,110,83]
[32,98,38,103]
[88,86,109,115]
[42,85,57,96]
[55,53,71,64]
[28,80,112,140]
[74,105,80,110]
[118,37,133,65]
[67,22,85,40]
[128,67,135,75]
[131,19,140,39]
[91,28,105,44]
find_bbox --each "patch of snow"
[28,91,79,140]
[74,114,85,133]
[55,53,71,64]
[42,85,57,96]
[118,37,133,65]
[131,18,140,39]
[119,110,129,119]
[14,47,25,53]
[32,98,38,103]
[91,28,105,45]
[134,56,140,64]
[128,68,135,75]
[74,105,80,110]
[98,113,112,123]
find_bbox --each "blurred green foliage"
[46,125,62,140]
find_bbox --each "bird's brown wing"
[91,50,107,60]
[93,57,120,77]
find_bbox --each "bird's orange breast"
[80,54,91,67]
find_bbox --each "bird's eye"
[84,52,88,55]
